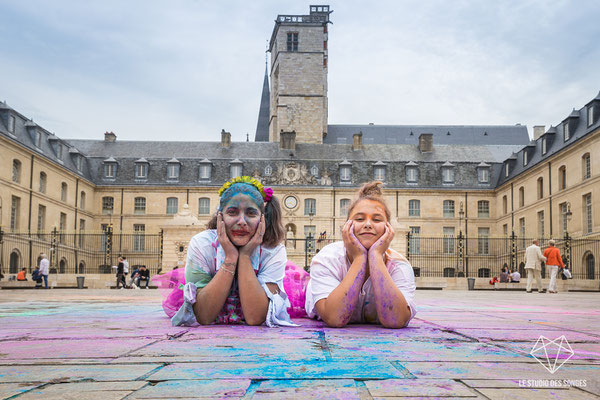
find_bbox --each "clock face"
[284,196,298,209]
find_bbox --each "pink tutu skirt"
[153,260,310,321]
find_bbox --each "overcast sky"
[1,0,599,143]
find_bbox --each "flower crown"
[218,176,273,202]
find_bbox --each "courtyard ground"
[0,289,598,399]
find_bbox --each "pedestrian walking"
[524,239,546,293]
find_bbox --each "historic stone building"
[1,5,598,286]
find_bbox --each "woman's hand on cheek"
[217,212,238,262]
[369,222,394,258]
[342,220,367,261]
[239,215,265,257]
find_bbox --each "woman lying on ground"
[161,176,296,327]
[305,181,417,328]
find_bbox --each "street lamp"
[305,209,315,270]
[458,202,465,235]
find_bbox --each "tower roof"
[254,63,270,142]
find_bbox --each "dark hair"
[346,181,391,221]
[207,194,285,248]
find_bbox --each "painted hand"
[369,222,394,258]
[342,220,367,262]
[217,212,238,263]
[239,215,265,257]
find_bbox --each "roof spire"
[254,51,270,142]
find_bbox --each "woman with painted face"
[158,177,296,327]
[305,181,417,328]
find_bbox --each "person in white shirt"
[305,181,417,328]
[39,253,50,289]
[524,239,546,293]
[510,270,521,283]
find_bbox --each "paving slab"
[0,289,598,399]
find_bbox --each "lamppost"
[564,202,572,270]
[457,202,465,276]
[305,210,315,270]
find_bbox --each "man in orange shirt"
[16,268,27,281]
[543,240,564,294]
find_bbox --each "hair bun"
[359,181,383,198]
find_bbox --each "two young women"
[163,178,416,328]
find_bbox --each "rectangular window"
[76,156,83,171]
[57,144,63,160]
[79,219,85,248]
[589,105,595,127]
[584,194,593,234]
[8,115,15,133]
[443,200,455,218]
[542,137,547,155]
[166,198,178,214]
[133,224,145,252]
[37,205,46,234]
[442,168,454,183]
[538,211,545,238]
[340,166,351,182]
[406,167,417,183]
[443,227,455,254]
[374,166,385,181]
[478,227,490,255]
[409,226,420,254]
[10,196,20,231]
[167,164,179,179]
[478,168,489,183]
[478,201,490,218]
[135,163,147,179]
[560,202,568,235]
[505,163,509,177]
[408,199,420,217]
[198,198,210,215]
[304,198,316,216]
[503,224,508,236]
[36,131,42,148]
[134,197,146,214]
[583,154,591,180]
[564,123,570,141]
[519,217,526,248]
[102,196,114,215]
[286,32,298,51]
[230,164,242,179]
[59,212,67,244]
[199,164,211,180]
[105,163,115,178]
[523,151,528,166]
[340,199,350,217]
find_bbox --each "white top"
[511,271,521,281]
[123,259,129,274]
[180,229,295,327]
[305,241,417,326]
[39,258,49,275]
[524,244,546,270]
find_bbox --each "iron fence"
[0,227,162,276]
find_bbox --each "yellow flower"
[218,176,266,199]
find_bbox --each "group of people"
[525,239,569,293]
[115,256,150,289]
[156,177,416,329]
[14,253,50,289]
[499,267,520,283]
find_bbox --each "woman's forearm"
[317,257,367,328]
[369,254,411,328]
[193,267,235,325]
[237,254,269,325]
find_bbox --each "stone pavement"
[0,289,598,399]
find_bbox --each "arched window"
[558,165,567,190]
[61,182,68,202]
[80,191,86,209]
[585,252,595,280]
[9,249,21,274]
[518,186,524,208]
[537,177,544,199]
[582,153,591,180]
[39,172,47,193]
[12,160,21,183]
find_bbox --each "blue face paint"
[219,183,264,212]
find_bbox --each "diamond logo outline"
[529,335,574,374]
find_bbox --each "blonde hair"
[346,181,391,221]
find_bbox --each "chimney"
[104,131,116,142]
[533,125,545,140]
[352,132,363,151]
[280,130,296,150]
[418,133,433,152]
[221,129,231,148]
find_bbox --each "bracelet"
[220,262,236,275]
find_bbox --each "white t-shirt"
[39,258,49,275]
[123,259,129,274]
[305,241,417,326]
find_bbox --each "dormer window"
[104,157,117,179]
[230,159,243,179]
[76,155,83,171]
[8,115,15,133]
[199,159,212,181]
[477,163,490,183]
[166,158,180,180]
[441,162,454,184]
[542,136,547,155]
[523,150,528,166]
[373,162,386,182]
[589,104,595,127]
[57,144,63,160]
[135,158,148,179]
[339,160,352,183]
[505,163,510,177]
[406,162,418,183]
[563,122,570,141]
[35,131,42,148]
